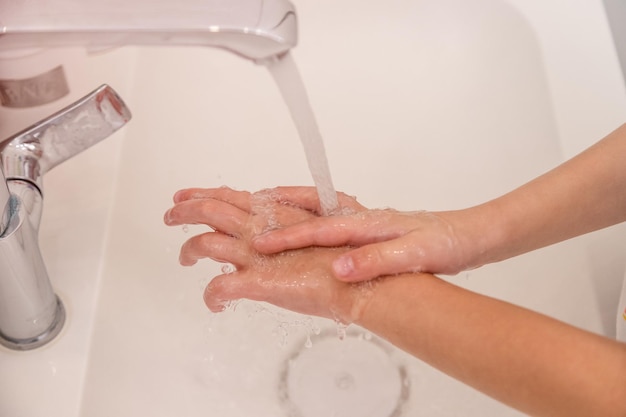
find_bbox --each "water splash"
[221,264,236,274]
[335,322,348,341]
[249,303,322,348]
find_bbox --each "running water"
[266,53,339,216]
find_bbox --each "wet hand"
[164,187,375,323]
[250,187,474,282]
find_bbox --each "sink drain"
[279,329,409,417]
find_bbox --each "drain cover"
[280,330,408,417]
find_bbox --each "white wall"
[604,0,626,90]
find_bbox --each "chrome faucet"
[0,0,297,64]
[0,0,298,350]
[0,85,131,350]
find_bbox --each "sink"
[2,1,626,416]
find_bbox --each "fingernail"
[203,286,228,312]
[333,256,354,278]
[173,190,186,203]
[163,209,173,224]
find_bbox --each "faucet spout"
[0,85,131,350]
[0,0,297,63]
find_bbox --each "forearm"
[453,123,626,267]
[357,274,626,417]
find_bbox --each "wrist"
[438,202,509,271]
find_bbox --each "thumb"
[332,239,427,282]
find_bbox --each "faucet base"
[0,295,65,351]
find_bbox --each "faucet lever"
[1,85,132,192]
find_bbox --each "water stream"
[266,53,339,216]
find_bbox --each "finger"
[203,271,267,312]
[331,236,429,282]
[164,198,249,235]
[252,210,402,254]
[173,187,252,212]
[249,193,317,232]
[179,232,250,266]
[204,265,351,320]
[203,273,243,312]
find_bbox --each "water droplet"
[304,334,313,348]
[48,361,58,376]
[226,299,241,312]
[336,322,348,340]
[221,264,236,274]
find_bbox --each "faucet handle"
[0,85,132,191]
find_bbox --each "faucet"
[0,85,131,350]
[0,0,297,64]
[0,0,298,350]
